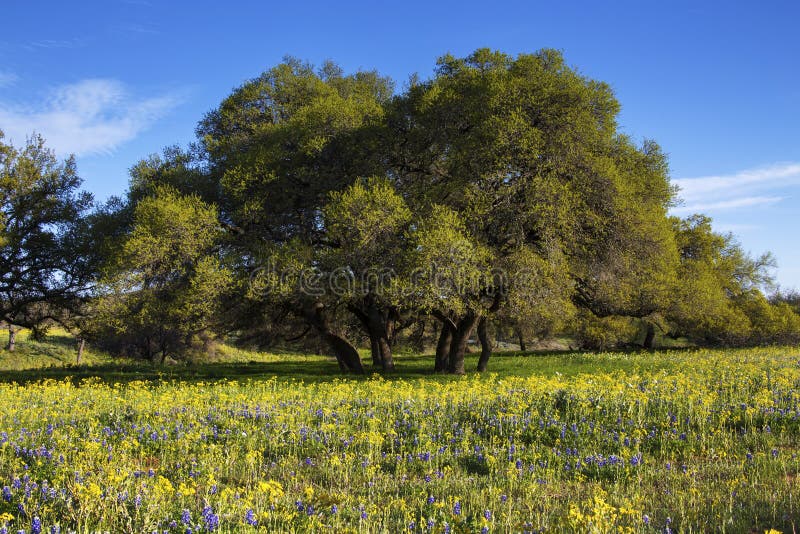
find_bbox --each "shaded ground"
[0,328,684,385]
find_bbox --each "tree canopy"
[2,49,797,369]
[89,186,232,362]
[0,132,96,348]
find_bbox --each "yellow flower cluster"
[0,346,797,531]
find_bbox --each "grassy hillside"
[0,328,112,371]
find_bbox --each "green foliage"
[323,177,411,279]
[193,50,799,362]
[500,245,576,339]
[90,187,232,361]
[571,310,640,350]
[193,59,396,368]
[0,131,95,329]
[571,212,796,349]
[402,205,492,315]
[573,139,679,320]
[665,214,784,345]
[7,50,797,370]
[736,290,800,344]
[198,58,392,245]
[380,49,685,365]
[248,238,316,301]
[128,146,219,206]
[772,288,800,306]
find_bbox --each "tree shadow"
[0,345,702,386]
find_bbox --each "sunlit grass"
[0,328,112,371]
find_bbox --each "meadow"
[0,335,798,533]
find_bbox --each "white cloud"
[672,162,800,214]
[124,23,161,35]
[22,38,87,51]
[671,196,784,215]
[712,222,760,233]
[0,79,182,157]
[0,71,18,88]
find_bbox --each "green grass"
[0,328,112,371]
[0,328,679,385]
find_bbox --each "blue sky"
[2,1,799,288]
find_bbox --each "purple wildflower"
[245,509,257,526]
[202,505,219,531]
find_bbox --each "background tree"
[90,187,232,362]
[736,289,800,344]
[665,214,774,345]
[771,289,800,316]
[0,132,95,351]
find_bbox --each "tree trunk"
[386,312,397,346]
[369,334,383,367]
[348,298,393,371]
[306,302,364,374]
[516,328,527,352]
[76,338,85,365]
[6,325,17,352]
[322,331,364,373]
[377,336,394,371]
[643,322,656,350]
[448,313,481,375]
[477,317,492,372]
[368,304,394,371]
[435,321,453,372]
[412,319,426,353]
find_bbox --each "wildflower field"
[1,346,799,533]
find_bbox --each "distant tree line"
[2,49,798,373]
